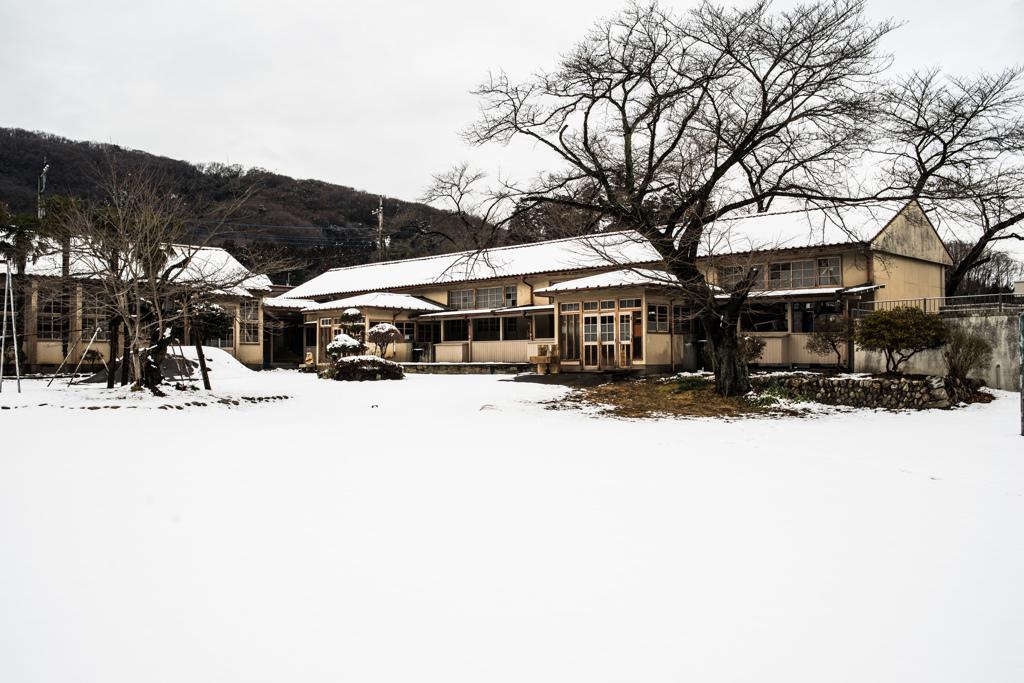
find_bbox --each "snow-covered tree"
[366,323,403,357]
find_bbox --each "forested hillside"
[0,128,463,283]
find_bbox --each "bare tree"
[877,67,1024,296]
[455,0,893,395]
[805,315,855,369]
[41,160,286,394]
[943,239,1024,295]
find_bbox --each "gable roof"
[280,232,662,300]
[282,201,937,301]
[24,242,272,298]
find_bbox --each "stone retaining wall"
[402,363,527,375]
[751,375,978,410]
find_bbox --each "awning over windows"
[416,305,554,320]
[715,284,884,300]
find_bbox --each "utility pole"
[37,159,49,219]
[372,196,385,262]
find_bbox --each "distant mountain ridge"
[0,128,453,282]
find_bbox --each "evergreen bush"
[853,306,948,373]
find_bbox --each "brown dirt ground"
[543,375,994,419]
[545,376,778,420]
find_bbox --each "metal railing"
[852,293,1024,318]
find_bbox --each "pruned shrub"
[854,306,949,374]
[332,355,404,381]
[943,326,993,382]
[367,323,405,357]
[327,332,365,359]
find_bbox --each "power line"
[187,220,375,232]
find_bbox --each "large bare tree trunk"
[703,316,751,397]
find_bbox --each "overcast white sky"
[3,0,1022,204]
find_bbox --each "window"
[631,310,643,360]
[560,302,580,312]
[240,300,259,344]
[583,315,598,342]
[37,296,63,341]
[503,317,528,341]
[740,303,788,332]
[473,317,500,341]
[218,307,236,347]
[476,287,504,309]
[559,313,580,360]
[600,315,615,342]
[81,293,110,341]
[791,300,843,333]
[395,321,415,341]
[448,290,475,310]
[647,304,669,333]
[533,314,554,339]
[600,300,616,310]
[320,317,332,327]
[769,260,815,289]
[672,306,691,334]
[769,262,792,288]
[583,301,598,312]
[792,260,815,287]
[504,286,518,308]
[416,322,441,343]
[444,319,469,341]
[619,298,641,309]
[818,257,841,286]
[721,265,764,290]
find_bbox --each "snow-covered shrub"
[332,355,404,381]
[189,301,234,344]
[326,332,366,359]
[366,323,404,357]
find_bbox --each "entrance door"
[618,313,632,367]
[583,313,599,367]
[600,314,616,368]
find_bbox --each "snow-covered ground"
[2,350,1023,683]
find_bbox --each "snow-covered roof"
[300,292,447,313]
[715,284,885,299]
[535,269,681,294]
[698,201,911,257]
[280,232,662,300]
[263,296,318,310]
[281,202,916,302]
[24,242,271,298]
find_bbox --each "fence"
[852,293,1024,318]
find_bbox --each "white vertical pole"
[1,262,8,393]
[2,264,21,393]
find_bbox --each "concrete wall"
[855,312,1022,391]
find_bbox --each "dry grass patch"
[558,376,774,419]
